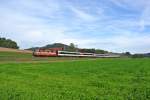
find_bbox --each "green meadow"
[0,52,150,100]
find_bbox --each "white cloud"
[110,0,150,31]
[69,5,97,22]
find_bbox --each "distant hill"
[27,43,70,51]
[144,53,150,57]
[131,53,150,58]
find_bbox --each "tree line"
[67,43,108,54]
[27,43,109,54]
[0,37,19,49]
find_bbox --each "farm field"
[0,56,150,99]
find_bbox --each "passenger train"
[33,48,120,58]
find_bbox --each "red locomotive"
[33,48,63,57]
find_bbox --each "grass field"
[0,51,150,100]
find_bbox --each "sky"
[0,0,150,53]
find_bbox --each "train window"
[59,51,79,55]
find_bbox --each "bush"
[132,54,145,58]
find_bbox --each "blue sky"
[0,0,150,53]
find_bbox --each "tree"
[79,48,108,54]
[95,49,108,54]
[132,54,144,58]
[124,52,131,56]
[70,43,75,49]
[79,48,95,53]
[0,37,19,49]
[67,43,76,52]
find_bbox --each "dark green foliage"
[0,37,19,49]
[79,48,108,54]
[132,54,145,58]
[66,43,77,52]
[125,52,131,56]
[132,53,150,58]
[95,49,108,54]
[79,48,96,53]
